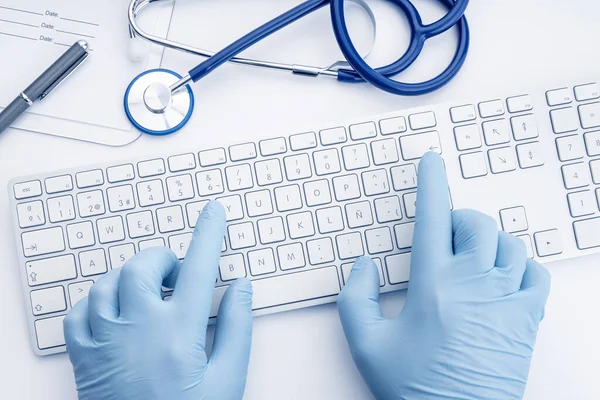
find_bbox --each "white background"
[1,0,599,399]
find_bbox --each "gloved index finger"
[412,152,453,258]
[173,201,226,325]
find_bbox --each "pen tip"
[77,40,89,51]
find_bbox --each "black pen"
[0,40,90,135]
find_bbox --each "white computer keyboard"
[9,79,600,356]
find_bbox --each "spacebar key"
[252,266,341,310]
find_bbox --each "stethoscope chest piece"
[124,68,194,136]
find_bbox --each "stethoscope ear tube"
[332,0,470,95]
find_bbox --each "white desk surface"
[1,1,599,399]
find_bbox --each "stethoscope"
[124,0,470,136]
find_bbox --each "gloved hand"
[338,152,551,400]
[64,201,253,400]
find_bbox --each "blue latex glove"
[64,201,253,400]
[338,153,551,400]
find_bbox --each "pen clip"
[41,51,89,100]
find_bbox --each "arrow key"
[534,229,563,257]
[500,206,529,233]
[68,280,94,307]
[488,146,517,174]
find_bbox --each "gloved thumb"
[337,257,384,338]
[209,278,253,378]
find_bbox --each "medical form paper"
[0,0,172,145]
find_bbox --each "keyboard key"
[284,154,313,181]
[14,180,42,199]
[260,137,288,156]
[185,201,209,227]
[556,134,585,162]
[350,122,377,140]
[574,83,600,102]
[391,164,417,191]
[320,127,347,146]
[225,164,254,191]
[307,238,335,265]
[228,222,256,250]
[403,192,417,218]
[409,111,436,130]
[516,234,534,259]
[156,206,185,233]
[137,159,166,178]
[374,196,402,223]
[394,222,415,249]
[68,281,94,307]
[248,248,277,276]
[17,201,45,228]
[516,142,545,169]
[196,170,225,196]
[336,232,365,260]
[79,249,108,277]
[166,175,195,201]
[365,227,394,254]
[313,149,342,176]
[45,175,73,194]
[47,196,76,223]
[66,221,95,249]
[454,124,482,151]
[168,153,196,172]
[499,206,528,233]
[250,266,340,310]
[507,95,533,113]
[168,233,192,259]
[345,201,374,228]
[97,216,126,243]
[257,217,286,244]
[567,190,597,217]
[26,254,76,286]
[342,259,384,287]
[30,286,67,316]
[333,174,361,201]
[342,144,371,171]
[35,316,66,350]
[304,180,332,207]
[255,159,284,186]
[450,104,476,123]
[22,227,65,257]
[482,119,511,146]
[590,160,600,184]
[488,147,517,174]
[371,138,400,165]
[546,88,573,106]
[534,229,563,257]
[136,180,165,207]
[316,206,344,234]
[126,211,155,238]
[107,164,135,183]
[290,132,317,151]
[277,243,306,271]
[386,253,411,284]
[550,107,579,134]
[400,131,442,160]
[578,102,600,129]
[216,195,244,222]
[76,170,104,189]
[478,99,505,118]
[286,210,315,238]
[561,162,591,189]
[220,254,247,281]
[573,217,600,249]
[362,169,390,196]
[584,131,600,157]
[245,190,274,217]
[379,116,407,135]
[459,152,488,179]
[107,185,136,212]
[108,243,136,269]
[511,114,539,140]
[275,185,303,212]
[199,148,227,167]
[229,143,257,162]
[77,190,106,217]
[139,238,166,252]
